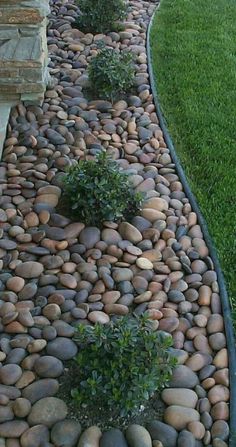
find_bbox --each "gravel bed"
[0,0,230,446]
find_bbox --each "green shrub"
[72,315,176,416]
[75,0,128,34]
[63,152,143,226]
[89,47,135,101]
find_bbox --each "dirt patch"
[57,360,165,431]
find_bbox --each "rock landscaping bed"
[0,0,230,446]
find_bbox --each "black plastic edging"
[146,5,236,445]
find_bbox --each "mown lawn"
[150,0,236,314]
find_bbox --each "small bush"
[63,152,143,226]
[75,0,128,34]
[72,315,176,416]
[89,47,135,101]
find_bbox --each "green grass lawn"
[150,0,236,312]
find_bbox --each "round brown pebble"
[187,421,205,440]
[6,277,25,293]
[13,398,31,418]
[43,304,61,320]
[211,420,229,440]
[211,402,229,421]
[88,311,110,324]
[164,405,200,430]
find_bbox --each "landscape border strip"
[146,5,236,445]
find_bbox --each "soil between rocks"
[57,360,165,431]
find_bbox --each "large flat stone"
[0,1,49,113]
[0,37,41,64]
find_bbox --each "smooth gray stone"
[100,428,128,447]
[177,430,195,447]
[147,420,178,447]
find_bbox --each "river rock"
[161,388,198,408]
[112,268,133,282]
[88,311,110,324]
[164,405,200,430]
[211,420,229,440]
[143,197,168,211]
[15,262,43,279]
[208,385,229,405]
[136,257,153,269]
[78,426,102,447]
[27,397,67,427]
[168,365,199,388]
[100,428,128,447]
[0,365,22,386]
[101,229,122,244]
[211,401,229,421]
[125,424,152,447]
[187,421,205,440]
[64,223,85,239]
[22,379,59,403]
[158,317,179,333]
[0,421,29,437]
[0,385,21,400]
[79,227,101,249]
[46,129,66,145]
[20,425,49,447]
[51,419,82,446]
[34,356,63,378]
[213,349,228,368]
[177,430,195,447]
[207,314,224,334]
[119,222,142,243]
[46,338,77,360]
[0,405,13,423]
[146,420,178,447]
[212,440,228,447]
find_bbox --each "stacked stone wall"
[0,0,50,103]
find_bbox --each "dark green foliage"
[72,315,177,416]
[75,0,128,34]
[89,47,135,101]
[63,152,143,226]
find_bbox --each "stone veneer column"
[0,0,50,157]
[0,0,50,103]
